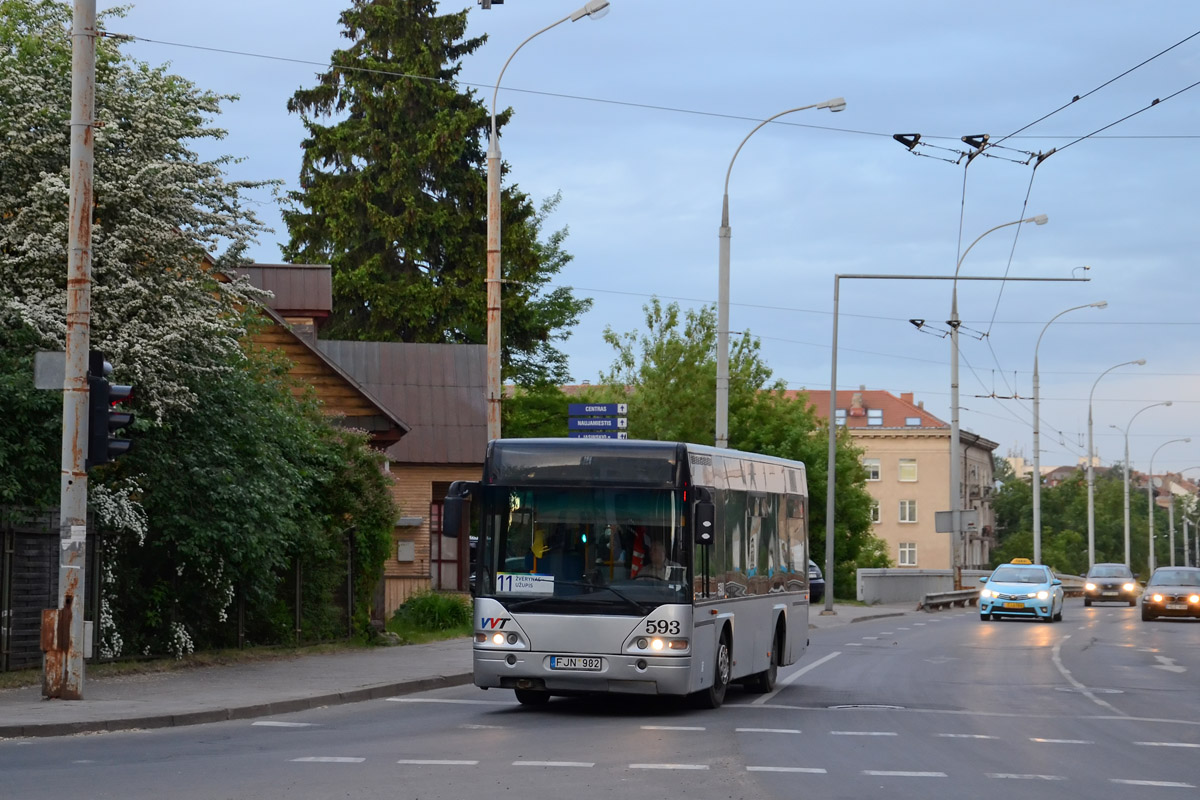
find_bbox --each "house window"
[863,458,881,481]
[867,408,883,426]
[905,416,922,426]
[835,409,847,427]
[898,458,918,482]
[899,542,917,566]
[870,502,881,524]
[898,500,917,523]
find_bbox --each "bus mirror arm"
[694,500,715,547]
[443,480,479,539]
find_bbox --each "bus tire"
[745,630,780,694]
[514,689,550,706]
[693,632,731,709]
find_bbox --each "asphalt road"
[3,600,1197,800]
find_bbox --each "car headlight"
[1085,582,1097,591]
[1189,595,1200,605]
[1036,590,1050,600]
[1122,583,1135,592]
[980,589,993,598]
[1151,594,1164,603]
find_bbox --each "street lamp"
[485,0,611,441]
[1110,400,1172,567]
[1179,466,1200,567]
[948,216,1047,577]
[1149,437,1191,574]
[1032,301,1107,564]
[715,98,846,448]
[1086,358,1145,569]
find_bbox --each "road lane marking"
[1111,779,1196,788]
[396,759,478,765]
[832,731,897,736]
[253,721,316,727]
[1051,634,1125,715]
[737,728,801,734]
[862,770,946,777]
[292,757,364,763]
[1135,742,1200,748]
[987,774,1066,780]
[629,763,709,770]
[845,642,864,646]
[752,651,841,706]
[1030,738,1093,744]
[747,766,827,773]
[861,636,879,640]
[1153,655,1185,673]
[514,760,594,767]
[937,733,997,739]
[641,725,705,731]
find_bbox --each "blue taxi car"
[979,559,1064,622]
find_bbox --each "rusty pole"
[45,0,97,700]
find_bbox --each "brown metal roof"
[233,264,332,319]
[318,341,486,465]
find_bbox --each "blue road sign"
[568,403,627,416]
[568,431,628,439]
[568,416,628,431]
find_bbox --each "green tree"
[503,381,572,438]
[0,0,397,654]
[282,0,590,385]
[597,299,887,597]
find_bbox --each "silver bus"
[443,438,811,708]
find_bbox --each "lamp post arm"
[720,100,843,225]
[491,15,572,140]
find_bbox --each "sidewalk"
[0,601,912,739]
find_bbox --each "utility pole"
[44,0,97,700]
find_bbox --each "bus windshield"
[477,486,688,613]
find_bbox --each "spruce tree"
[283,0,589,384]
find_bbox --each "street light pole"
[485,0,610,441]
[1032,301,1107,564]
[1148,437,1190,574]
[949,216,1046,580]
[1086,359,1145,569]
[716,98,846,449]
[1111,400,1172,568]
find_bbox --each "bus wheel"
[745,631,780,694]
[514,689,550,706]
[693,633,731,709]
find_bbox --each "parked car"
[1140,567,1200,621]
[979,559,1064,622]
[808,559,825,604]
[1083,562,1140,607]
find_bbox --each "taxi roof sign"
[1010,557,1033,564]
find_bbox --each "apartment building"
[799,388,999,570]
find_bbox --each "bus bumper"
[474,648,694,696]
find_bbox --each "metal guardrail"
[917,589,979,611]
[920,573,1086,612]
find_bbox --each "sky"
[98,0,1200,475]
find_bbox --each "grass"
[385,591,473,644]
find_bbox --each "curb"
[0,672,475,740]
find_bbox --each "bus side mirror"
[442,480,477,538]
[694,500,715,547]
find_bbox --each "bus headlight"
[492,632,506,645]
[650,638,665,651]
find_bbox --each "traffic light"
[86,350,135,469]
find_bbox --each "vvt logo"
[480,617,510,630]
